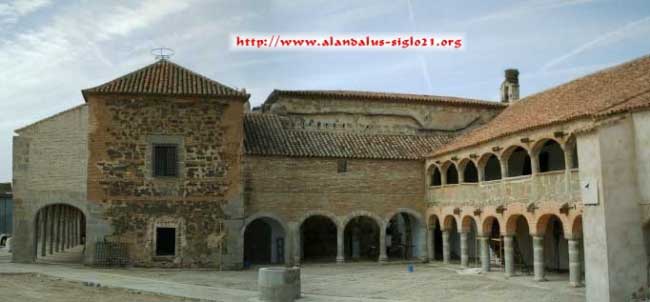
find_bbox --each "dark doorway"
[344,216,379,261]
[301,216,337,262]
[244,219,272,264]
[156,227,176,256]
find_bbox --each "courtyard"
[0,250,584,302]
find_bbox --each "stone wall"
[11,104,101,263]
[86,94,245,268]
[267,97,503,135]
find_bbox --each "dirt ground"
[0,273,195,302]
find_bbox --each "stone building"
[10,54,650,301]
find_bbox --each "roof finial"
[151,47,174,60]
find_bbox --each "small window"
[337,159,348,173]
[153,145,178,177]
[156,227,176,256]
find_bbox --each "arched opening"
[445,164,459,185]
[430,166,442,186]
[344,216,380,261]
[444,216,461,262]
[244,217,286,266]
[386,212,424,260]
[483,217,502,267]
[431,217,443,261]
[461,216,479,266]
[482,154,502,181]
[34,204,86,264]
[537,140,565,172]
[463,161,479,183]
[507,147,532,177]
[507,215,533,274]
[540,215,569,273]
[301,215,337,262]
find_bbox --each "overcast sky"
[1,0,649,182]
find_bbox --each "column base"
[378,256,388,264]
[569,281,583,288]
[336,257,344,264]
[534,277,547,282]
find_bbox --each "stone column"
[48,207,54,255]
[56,205,62,253]
[568,239,582,287]
[531,152,540,175]
[460,232,469,267]
[73,212,78,246]
[336,228,344,263]
[503,235,514,277]
[480,236,490,273]
[378,226,387,263]
[293,227,301,266]
[417,227,428,262]
[533,236,545,281]
[442,230,450,264]
[62,207,68,250]
[426,226,434,262]
[40,207,48,257]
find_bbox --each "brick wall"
[244,156,425,223]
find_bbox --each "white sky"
[1,0,650,182]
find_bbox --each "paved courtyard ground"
[0,250,585,302]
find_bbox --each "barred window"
[153,145,178,177]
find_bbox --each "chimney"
[500,69,520,103]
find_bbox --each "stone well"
[258,267,301,302]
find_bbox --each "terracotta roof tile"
[244,113,453,160]
[82,59,248,99]
[432,54,650,157]
[265,90,506,108]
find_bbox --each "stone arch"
[442,161,459,185]
[532,138,566,172]
[534,212,570,236]
[33,203,87,264]
[478,153,502,181]
[570,215,583,239]
[296,210,341,231]
[443,215,458,231]
[242,212,289,265]
[461,215,479,233]
[427,164,442,187]
[502,145,532,177]
[566,135,579,169]
[343,211,382,261]
[459,158,479,183]
[298,211,340,262]
[385,208,426,260]
[481,216,501,237]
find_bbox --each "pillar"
[40,207,48,257]
[442,230,450,264]
[417,226,428,262]
[293,227,301,266]
[73,212,78,246]
[533,235,545,281]
[48,206,55,254]
[480,236,490,273]
[62,207,68,250]
[531,151,540,175]
[503,235,514,277]
[460,232,468,267]
[55,205,62,253]
[336,228,344,263]
[568,238,582,287]
[378,226,387,263]
[426,226,434,262]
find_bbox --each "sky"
[1,0,650,182]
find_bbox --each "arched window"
[507,147,532,177]
[431,167,442,186]
[463,161,478,183]
[446,164,459,184]
[483,154,502,181]
[538,140,565,172]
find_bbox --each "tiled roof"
[265,90,506,108]
[432,54,650,157]
[83,59,248,99]
[244,113,453,160]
